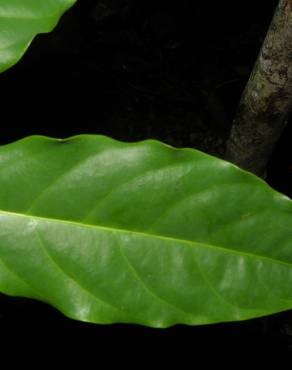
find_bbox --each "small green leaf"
[0,135,292,327]
[0,0,77,72]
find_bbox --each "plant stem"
[225,0,292,176]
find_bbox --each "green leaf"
[0,135,292,327]
[0,0,77,72]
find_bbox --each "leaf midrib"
[0,209,291,270]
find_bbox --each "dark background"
[0,0,292,356]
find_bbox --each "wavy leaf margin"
[0,0,77,72]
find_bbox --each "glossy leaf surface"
[0,135,292,327]
[0,0,76,72]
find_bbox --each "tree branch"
[225,0,292,176]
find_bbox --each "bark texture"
[225,0,292,176]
